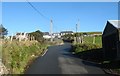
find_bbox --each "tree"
[0,24,8,37]
[61,34,74,42]
[29,30,44,43]
[83,33,87,36]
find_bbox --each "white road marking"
[42,49,48,56]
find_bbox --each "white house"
[43,32,51,39]
[60,31,74,36]
[52,33,61,38]
[43,35,51,39]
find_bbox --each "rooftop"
[43,32,49,35]
[60,31,73,33]
[108,20,120,28]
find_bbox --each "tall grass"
[2,40,48,74]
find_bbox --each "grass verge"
[2,40,48,74]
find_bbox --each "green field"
[83,36,102,46]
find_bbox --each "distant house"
[43,31,74,39]
[43,32,51,39]
[102,20,120,60]
[53,33,61,38]
[60,31,73,36]
[92,34,102,36]
[53,33,59,36]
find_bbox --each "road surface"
[25,43,107,74]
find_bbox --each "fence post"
[93,35,95,44]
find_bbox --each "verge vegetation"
[2,40,48,74]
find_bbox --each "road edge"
[42,49,48,56]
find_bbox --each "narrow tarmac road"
[25,43,108,74]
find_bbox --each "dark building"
[102,20,120,60]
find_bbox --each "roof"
[108,20,120,28]
[53,33,60,34]
[60,31,73,33]
[102,20,120,37]
[43,32,49,35]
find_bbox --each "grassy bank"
[72,35,103,62]
[73,43,102,54]
[72,36,102,53]
[72,36,120,75]
[2,40,48,74]
[72,43,103,62]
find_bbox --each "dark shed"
[102,20,120,60]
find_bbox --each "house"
[43,32,61,39]
[52,33,61,38]
[60,31,73,36]
[43,31,74,39]
[43,32,51,39]
[92,34,102,36]
[102,20,120,60]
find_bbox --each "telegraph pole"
[76,24,78,43]
[77,19,82,43]
[50,19,53,42]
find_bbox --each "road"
[25,43,107,74]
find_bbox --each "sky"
[2,2,118,36]
[0,2,2,25]
[2,0,120,2]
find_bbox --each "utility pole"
[10,33,13,42]
[77,19,82,43]
[76,24,78,43]
[76,19,81,43]
[50,19,53,42]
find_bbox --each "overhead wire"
[26,0,50,21]
[26,0,60,33]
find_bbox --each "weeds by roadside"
[2,40,48,74]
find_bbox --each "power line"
[50,19,53,42]
[26,0,50,21]
[26,0,57,35]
